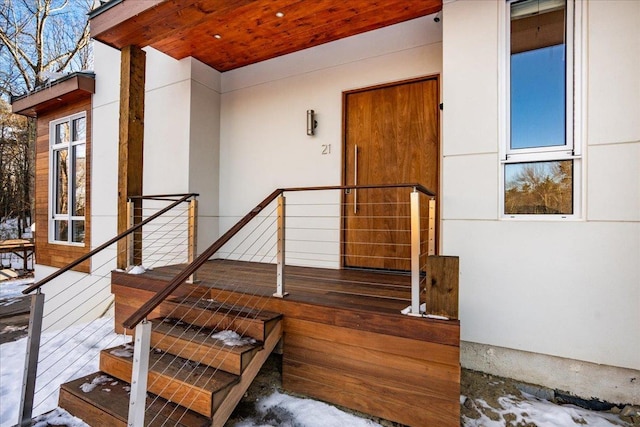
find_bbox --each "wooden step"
[100,345,238,417]
[213,319,283,427]
[160,296,282,342]
[58,372,210,427]
[149,317,263,375]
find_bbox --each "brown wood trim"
[285,317,459,367]
[89,0,165,43]
[12,74,95,117]
[33,99,92,273]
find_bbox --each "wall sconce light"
[307,109,318,136]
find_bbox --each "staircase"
[58,296,283,427]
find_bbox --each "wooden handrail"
[23,193,198,295]
[122,183,436,329]
[128,193,200,200]
[281,183,436,197]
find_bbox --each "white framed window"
[49,113,86,244]
[500,0,583,218]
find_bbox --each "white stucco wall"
[442,0,639,385]
[90,43,221,260]
[218,16,443,216]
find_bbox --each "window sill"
[500,214,583,222]
[47,240,86,247]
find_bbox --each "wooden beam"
[117,46,145,269]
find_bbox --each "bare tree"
[0,98,32,238]
[505,161,573,214]
[0,0,93,98]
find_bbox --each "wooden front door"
[343,77,439,271]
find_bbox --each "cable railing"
[126,194,198,275]
[119,183,436,426]
[16,184,438,427]
[16,193,198,427]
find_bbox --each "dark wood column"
[117,45,145,269]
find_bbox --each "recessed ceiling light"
[214,34,222,39]
[275,11,284,18]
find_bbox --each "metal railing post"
[128,319,151,427]
[409,189,421,316]
[274,194,288,298]
[127,200,135,268]
[19,290,45,426]
[428,198,436,256]
[187,198,198,283]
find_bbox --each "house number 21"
[321,144,331,155]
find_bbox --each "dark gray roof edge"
[88,0,123,19]
[11,71,96,104]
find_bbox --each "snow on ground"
[0,317,126,427]
[235,391,383,427]
[0,253,33,273]
[0,218,32,240]
[0,277,34,299]
[0,218,34,271]
[462,394,629,427]
[0,316,633,427]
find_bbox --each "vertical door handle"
[354,145,358,214]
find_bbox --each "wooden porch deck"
[150,259,414,312]
[111,259,461,427]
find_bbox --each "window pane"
[72,220,85,243]
[72,117,86,141]
[55,122,70,145]
[505,160,573,214]
[510,0,566,150]
[54,220,68,242]
[72,144,86,216]
[54,148,69,215]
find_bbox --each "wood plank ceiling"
[90,0,442,72]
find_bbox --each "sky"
[511,44,567,150]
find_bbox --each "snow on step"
[161,296,282,342]
[59,372,210,427]
[100,344,239,417]
[150,317,263,375]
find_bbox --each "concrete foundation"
[461,341,640,406]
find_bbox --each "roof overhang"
[89,0,442,72]
[11,72,95,117]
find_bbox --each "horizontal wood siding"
[283,318,460,427]
[35,98,92,272]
